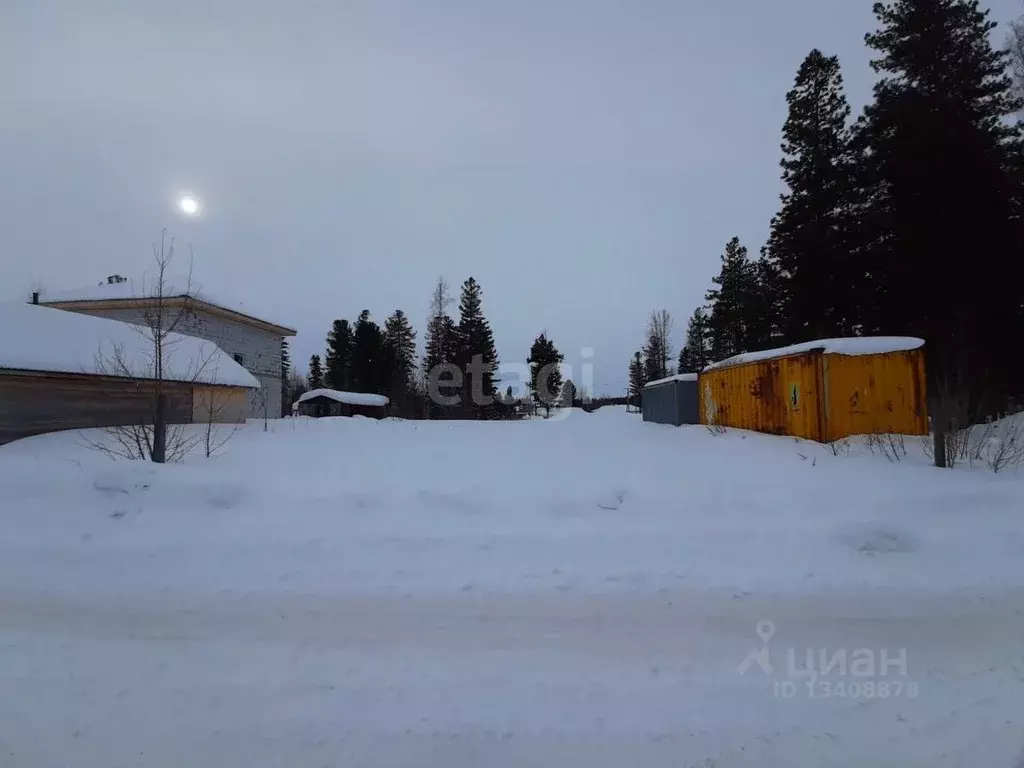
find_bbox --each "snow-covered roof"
[703,337,925,372]
[0,302,260,388]
[297,389,389,407]
[644,373,699,388]
[39,275,296,334]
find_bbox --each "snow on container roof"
[644,372,699,388]
[40,274,296,334]
[0,302,260,388]
[297,389,389,407]
[703,336,925,372]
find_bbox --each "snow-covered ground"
[1,408,1022,766]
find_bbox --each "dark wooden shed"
[295,389,390,419]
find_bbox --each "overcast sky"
[3,0,1021,395]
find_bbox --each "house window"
[233,353,244,365]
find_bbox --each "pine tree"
[527,332,564,410]
[383,309,417,408]
[678,308,711,372]
[455,277,500,416]
[424,315,457,371]
[746,251,785,350]
[643,347,663,383]
[767,49,857,343]
[325,319,353,391]
[423,277,458,418]
[857,0,1024,407]
[628,350,646,409]
[280,339,291,416]
[308,354,325,390]
[642,310,673,382]
[705,237,756,361]
[560,379,578,408]
[350,310,386,394]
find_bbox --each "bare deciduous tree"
[644,310,674,380]
[89,230,219,463]
[196,357,245,458]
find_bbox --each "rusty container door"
[699,351,824,440]
[821,349,928,441]
[779,351,826,441]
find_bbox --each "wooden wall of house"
[191,386,248,424]
[0,372,193,445]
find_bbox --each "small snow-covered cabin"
[0,302,259,445]
[296,389,390,419]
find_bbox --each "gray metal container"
[642,374,699,426]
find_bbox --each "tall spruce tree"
[628,350,646,409]
[767,49,857,343]
[705,236,756,361]
[383,309,417,407]
[423,277,459,418]
[424,315,457,371]
[455,277,499,416]
[527,332,564,410]
[678,308,711,372]
[325,319,353,391]
[308,354,325,390]
[856,0,1023,407]
[424,278,456,370]
[746,251,785,350]
[350,310,386,394]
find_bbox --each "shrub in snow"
[826,438,850,457]
[976,416,1024,474]
[867,432,906,463]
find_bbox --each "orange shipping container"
[698,338,928,442]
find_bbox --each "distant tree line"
[284,275,582,419]
[631,0,1024,418]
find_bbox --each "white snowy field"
[1,408,1023,767]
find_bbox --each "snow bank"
[297,388,389,407]
[644,372,698,387]
[704,336,925,372]
[41,274,296,332]
[0,302,259,388]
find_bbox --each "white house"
[38,275,296,419]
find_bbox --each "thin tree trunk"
[931,398,946,469]
[152,393,167,464]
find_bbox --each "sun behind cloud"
[177,193,202,217]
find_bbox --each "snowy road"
[3,588,1023,766]
[3,412,1024,765]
